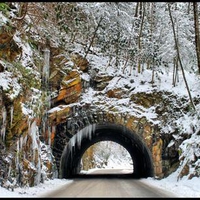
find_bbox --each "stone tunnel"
[48,103,175,179]
[60,123,154,179]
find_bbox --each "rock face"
[52,70,82,105]
[0,21,56,188]
[0,24,22,62]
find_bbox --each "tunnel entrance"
[60,123,154,179]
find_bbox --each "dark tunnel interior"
[60,123,154,179]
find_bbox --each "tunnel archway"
[60,123,154,179]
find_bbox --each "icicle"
[41,47,51,146]
[87,124,95,140]
[16,139,19,152]
[71,135,75,147]
[77,129,82,149]
[48,126,51,146]
[1,106,7,141]
[2,106,6,124]
[92,123,96,135]
[20,135,23,149]
[67,120,71,129]
[42,118,46,140]
[35,156,41,185]
[67,136,75,161]
[29,120,39,161]
[10,105,13,126]
[28,118,31,133]
[8,164,11,177]
[47,96,51,111]
[42,48,50,87]
[34,140,41,185]
[1,127,5,142]
[23,134,27,146]
[15,139,19,169]
[29,120,44,185]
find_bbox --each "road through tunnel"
[59,123,154,179]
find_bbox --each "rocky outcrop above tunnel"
[70,52,89,72]
[50,52,90,106]
[93,73,114,91]
[51,70,82,105]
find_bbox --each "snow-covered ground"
[0,167,199,197]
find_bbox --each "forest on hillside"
[2,2,199,106]
[1,2,199,75]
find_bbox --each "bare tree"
[84,16,103,59]
[168,3,196,111]
[172,56,179,87]
[137,2,146,73]
[193,2,200,74]
[134,2,139,17]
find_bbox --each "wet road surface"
[39,169,177,198]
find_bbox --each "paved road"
[39,169,177,198]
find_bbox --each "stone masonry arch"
[60,123,154,179]
[49,104,163,179]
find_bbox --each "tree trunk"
[134,2,139,17]
[172,56,179,87]
[115,5,120,69]
[84,17,103,59]
[168,3,196,111]
[137,2,145,73]
[193,2,200,74]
